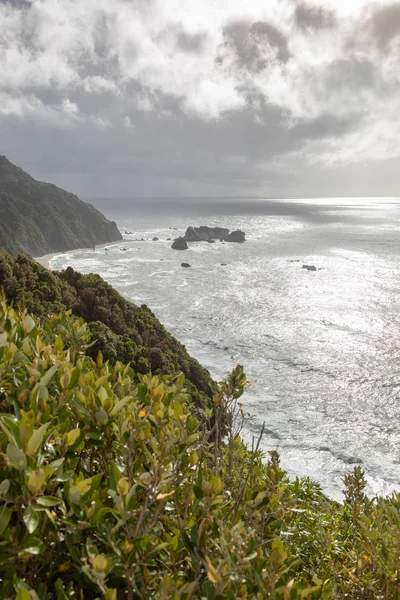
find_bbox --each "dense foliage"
[0,155,122,256]
[1,302,400,598]
[0,253,213,413]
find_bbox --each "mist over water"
[52,197,400,499]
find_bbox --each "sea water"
[49,197,400,499]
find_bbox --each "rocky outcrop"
[171,237,188,250]
[184,226,245,243]
[0,155,122,256]
[184,226,229,242]
[226,230,245,243]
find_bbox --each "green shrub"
[1,301,400,599]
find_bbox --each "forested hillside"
[0,252,213,414]
[0,156,122,256]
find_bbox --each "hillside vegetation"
[0,253,213,414]
[0,156,122,256]
[1,301,400,598]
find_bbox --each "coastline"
[34,240,123,270]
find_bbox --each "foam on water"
[50,197,400,499]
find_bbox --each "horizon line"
[85,195,400,201]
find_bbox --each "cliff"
[0,155,122,256]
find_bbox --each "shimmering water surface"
[50,197,400,499]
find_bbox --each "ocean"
[49,197,400,499]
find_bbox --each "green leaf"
[23,505,40,534]
[110,397,130,417]
[0,416,20,445]
[48,457,65,470]
[68,367,81,390]
[26,423,50,457]
[55,470,74,482]
[0,479,10,495]
[40,365,58,386]
[16,590,32,600]
[109,462,122,489]
[0,506,12,535]
[28,469,47,493]
[36,495,61,507]
[6,443,27,471]
[66,429,81,447]
[117,477,129,496]
[20,537,46,555]
[193,485,204,500]
[98,386,108,403]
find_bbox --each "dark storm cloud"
[250,22,291,63]
[222,20,290,73]
[367,3,400,49]
[294,3,336,29]
[176,31,207,54]
[5,0,30,6]
[291,114,358,141]
[323,58,377,93]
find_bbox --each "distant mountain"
[0,155,122,256]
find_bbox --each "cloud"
[0,0,400,196]
[294,4,336,29]
[367,3,400,49]
[222,20,291,72]
[176,31,207,54]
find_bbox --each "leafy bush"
[1,303,400,599]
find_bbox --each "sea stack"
[171,237,188,250]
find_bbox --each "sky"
[1,0,400,199]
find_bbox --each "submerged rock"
[302,264,317,271]
[171,237,188,250]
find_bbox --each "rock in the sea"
[302,264,317,271]
[152,237,159,241]
[184,226,230,242]
[221,263,227,266]
[226,230,245,243]
[181,262,191,268]
[171,237,188,250]
[207,239,216,243]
